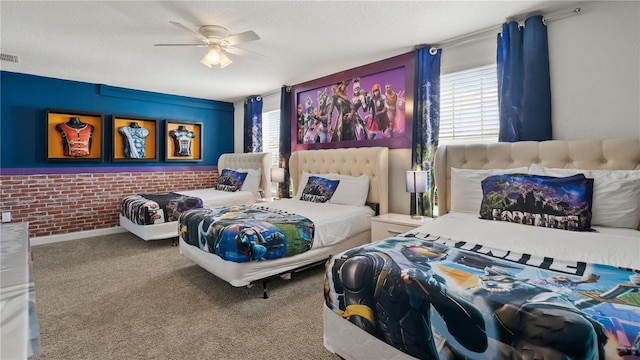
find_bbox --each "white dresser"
[1,222,41,359]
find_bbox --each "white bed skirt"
[179,231,371,287]
[323,304,416,360]
[119,214,178,241]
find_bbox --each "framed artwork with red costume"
[291,51,414,152]
[45,108,104,161]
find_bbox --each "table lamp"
[271,167,285,199]
[405,170,429,220]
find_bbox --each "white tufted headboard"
[217,152,272,194]
[289,147,389,215]
[435,138,640,217]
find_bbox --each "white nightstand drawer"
[370,213,432,243]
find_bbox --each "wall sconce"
[270,167,285,199]
[405,170,428,220]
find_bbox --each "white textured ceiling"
[1,1,569,103]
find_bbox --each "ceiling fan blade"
[169,21,209,43]
[224,46,266,61]
[154,43,208,47]
[222,30,260,46]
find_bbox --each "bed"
[178,146,389,294]
[119,152,272,241]
[323,138,640,360]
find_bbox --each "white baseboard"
[31,226,128,246]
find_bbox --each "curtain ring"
[256,96,262,101]
[429,47,438,55]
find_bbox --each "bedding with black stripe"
[324,233,640,359]
[120,192,203,225]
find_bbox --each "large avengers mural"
[296,67,406,145]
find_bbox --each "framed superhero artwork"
[164,120,203,162]
[45,108,104,162]
[291,51,415,152]
[111,115,159,162]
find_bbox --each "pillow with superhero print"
[216,169,248,192]
[299,176,340,203]
[479,173,594,232]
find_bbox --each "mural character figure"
[169,125,195,157]
[349,78,370,141]
[55,117,94,157]
[303,95,317,144]
[369,83,391,137]
[312,88,332,143]
[329,80,354,142]
[384,83,398,137]
[296,104,304,144]
[118,122,149,158]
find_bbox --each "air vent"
[0,53,20,63]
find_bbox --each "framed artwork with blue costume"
[45,108,104,162]
[291,51,414,152]
[111,115,159,162]
[164,119,203,162]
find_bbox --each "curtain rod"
[430,7,582,50]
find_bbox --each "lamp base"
[410,215,424,221]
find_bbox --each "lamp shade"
[271,167,285,183]
[405,171,429,193]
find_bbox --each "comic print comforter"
[324,233,640,360]
[121,192,203,225]
[179,205,315,263]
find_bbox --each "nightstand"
[370,213,432,243]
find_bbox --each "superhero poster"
[291,51,414,152]
[325,235,640,359]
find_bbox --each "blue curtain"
[497,15,552,142]
[411,46,441,217]
[243,96,263,152]
[278,86,292,198]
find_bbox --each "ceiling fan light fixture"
[204,45,221,65]
[219,52,233,68]
[200,57,213,68]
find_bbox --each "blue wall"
[0,71,234,173]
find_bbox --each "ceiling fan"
[154,21,263,68]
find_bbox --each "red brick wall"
[0,170,219,238]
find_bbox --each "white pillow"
[295,172,369,206]
[529,164,640,229]
[236,168,262,194]
[450,167,529,214]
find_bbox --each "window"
[439,64,498,142]
[261,109,281,196]
[261,110,281,168]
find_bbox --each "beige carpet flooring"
[29,232,341,359]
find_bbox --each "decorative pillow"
[479,173,594,232]
[450,167,529,214]
[216,169,248,192]
[299,176,340,203]
[237,168,262,194]
[528,164,640,229]
[295,172,369,206]
[328,174,370,207]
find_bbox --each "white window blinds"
[439,64,498,142]
[262,109,281,168]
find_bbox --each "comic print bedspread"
[179,205,315,263]
[324,233,640,360]
[121,192,203,225]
